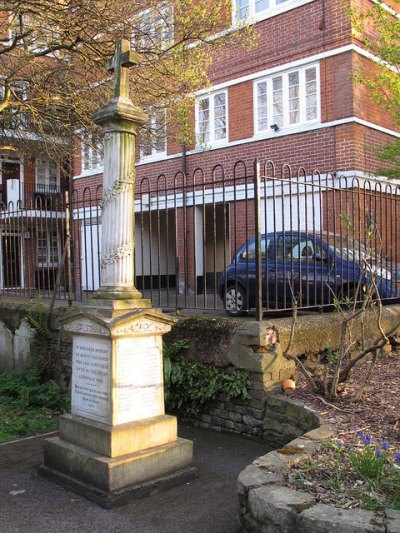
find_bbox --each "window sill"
[253,121,321,139]
[73,168,104,180]
[138,152,167,165]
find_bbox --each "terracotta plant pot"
[282,378,296,392]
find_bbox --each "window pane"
[236,0,249,19]
[305,67,317,121]
[255,0,269,12]
[272,76,283,127]
[288,71,300,124]
[214,93,226,141]
[306,67,316,83]
[199,98,210,144]
[257,81,268,131]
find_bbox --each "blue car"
[218,232,400,316]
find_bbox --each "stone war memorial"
[40,40,196,508]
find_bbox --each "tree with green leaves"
[351,0,400,178]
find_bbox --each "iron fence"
[0,159,399,319]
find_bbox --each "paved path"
[0,424,270,533]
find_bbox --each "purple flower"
[357,430,366,440]
[378,439,389,451]
[361,434,371,446]
[375,449,382,459]
[337,441,344,449]
[395,454,400,463]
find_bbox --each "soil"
[292,350,400,449]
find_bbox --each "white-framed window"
[35,158,60,193]
[254,64,319,133]
[196,90,228,146]
[132,3,174,51]
[37,228,60,267]
[81,130,104,173]
[140,108,167,159]
[7,12,60,54]
[234,0,306,22]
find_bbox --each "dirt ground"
[293,350,400,449]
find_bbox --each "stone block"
[299,503,386,532]
[0,321,13,372]
[60,414,177,457]
[249,399,265,410]
[228,412,243,423]
[214,409,229,419]
[265,394,287,414]
[304,425,334,442]
[385,509,400,533]
[42,435,193,493]
[238,465,284,495]
[14,319,34,370]
[248,485,314,531]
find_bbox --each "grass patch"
[0,370,69,443]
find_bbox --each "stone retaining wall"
[192,388,320,448]
[238,426,400,532]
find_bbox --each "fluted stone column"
[93,96,147,299]
[90,39,148,300]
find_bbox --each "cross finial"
[107,39,139,99]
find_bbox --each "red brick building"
[69,0,399,299]
[2,1,399,306]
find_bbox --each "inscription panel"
[72,335,111,423]
[114,336,164,424]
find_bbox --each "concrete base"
[39,462,198,509]
[41,435,195,506]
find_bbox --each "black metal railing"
[0,159,399,319]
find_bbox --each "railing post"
[254,158,263,321]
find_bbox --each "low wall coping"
[238,425,400,532]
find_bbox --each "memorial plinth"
[41,309,196,508]
[40,39,195,507]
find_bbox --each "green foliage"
[163,340,250,417]
[322,346,339,364]
[0,371,69,411]
[24,302,62,383]
[291,434,400,511]
[349,1,400,179]
[375,138,400,180]
[0,370,70,443]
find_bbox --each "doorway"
[1,234,21,288]
[0,159,21,206]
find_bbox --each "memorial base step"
[40,435,195,506]
[39,461,198,509]
[59,414,177,457]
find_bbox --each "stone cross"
[107,39,139,99]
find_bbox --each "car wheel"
[225,285,248,316]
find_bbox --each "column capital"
[94,97,148,133]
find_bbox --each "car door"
[240,236,272,308]
[270,233,333,309]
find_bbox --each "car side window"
[292,238,315,261]
[275,235,323,262]
[276,235,300,260]
[240,237,271,260]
